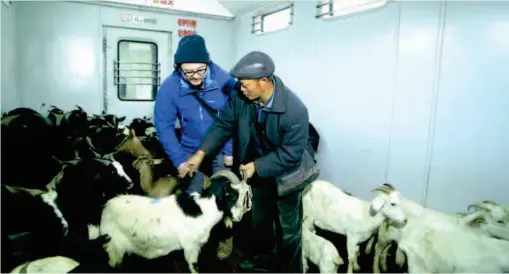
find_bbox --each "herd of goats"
[1,104,509,273]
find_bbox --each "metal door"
[103,26,171,124]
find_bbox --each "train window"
[316,0,388,19]
[252,4,294,35]
[115,40,160,101]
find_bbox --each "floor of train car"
[73,225,375,273]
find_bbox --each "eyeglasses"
[181,67,207,78]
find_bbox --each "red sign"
[178,18,198,38]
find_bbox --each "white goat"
[371,197,509,273]
[386,214,509,273]
[96,170,252,273]
[303,181,408,273]
[463,200,509,240]
[302,226,344,273]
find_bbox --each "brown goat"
[116,129,151,158]
[132,156,183,198]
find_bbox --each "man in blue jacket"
[154,34,235,194]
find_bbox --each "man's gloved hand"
[224,155,233,167]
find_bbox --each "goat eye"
[390,203,396,206]
[497,220,504,224]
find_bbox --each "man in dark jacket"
[185,51,313,273]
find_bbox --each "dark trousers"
[249,184,303,273]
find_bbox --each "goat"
[371,198,509,273]
[464,200,509,240]
[132,156,183,198]
[367,220,406,273]
[302,226,344,273]
[96,170,253,273]
[386,213,509,273]
[115,129,152,158]
[303,181,408,273]
[51,158,133,239]
[1,184,70,269]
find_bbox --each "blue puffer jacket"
[154,61,236,169]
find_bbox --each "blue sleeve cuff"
[221,138,233,156]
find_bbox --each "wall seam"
[382,1,402,184]
[421,0,447,207]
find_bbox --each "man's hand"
[239,162,256,180]
[224,156,233,167]
[177,162,190,178]
[187,150,206,176]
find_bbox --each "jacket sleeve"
[200,83,239,157]
[154,80,188,168]
[219,76,237,157]
[254,107,309,178]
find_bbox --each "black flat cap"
[230,51,275,79]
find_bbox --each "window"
[115,40,160,101]
[316,0,389,19]
[252,4,294,35]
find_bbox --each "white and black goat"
[51,157,133,239]
[303,181,408,273]
[95,170,253,273]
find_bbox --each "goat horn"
[372,185,392,194]
[1,114,20,126]
[85,137,98,150]
[210,170,241,185]
[102,153,116,162]
[95,158,111,165]
[468,202,492,212]
[481,200,500,206]
[383,183,396,190]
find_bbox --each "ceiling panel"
[219,0,276,16]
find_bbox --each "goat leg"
[302,249,309,273]
[183,245,200,273]
[346,234,361,273]
[373,242,385,273]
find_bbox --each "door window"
[115,40,160,101]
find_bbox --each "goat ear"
[153,159,163,165]
[118,116,126,122]
[369,196,385,216]
[132,158,140,168]
[5,185,45,196]
[129,128,137,137]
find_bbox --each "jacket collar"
[179,62,218,96]
[267,75,286,113]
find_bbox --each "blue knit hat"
[174,34,210,65]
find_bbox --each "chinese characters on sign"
[121,12,157,24]
[178,18,198,38]
[152,0,175,5]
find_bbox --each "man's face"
[239,78,268,100]
[180,63,207,86]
